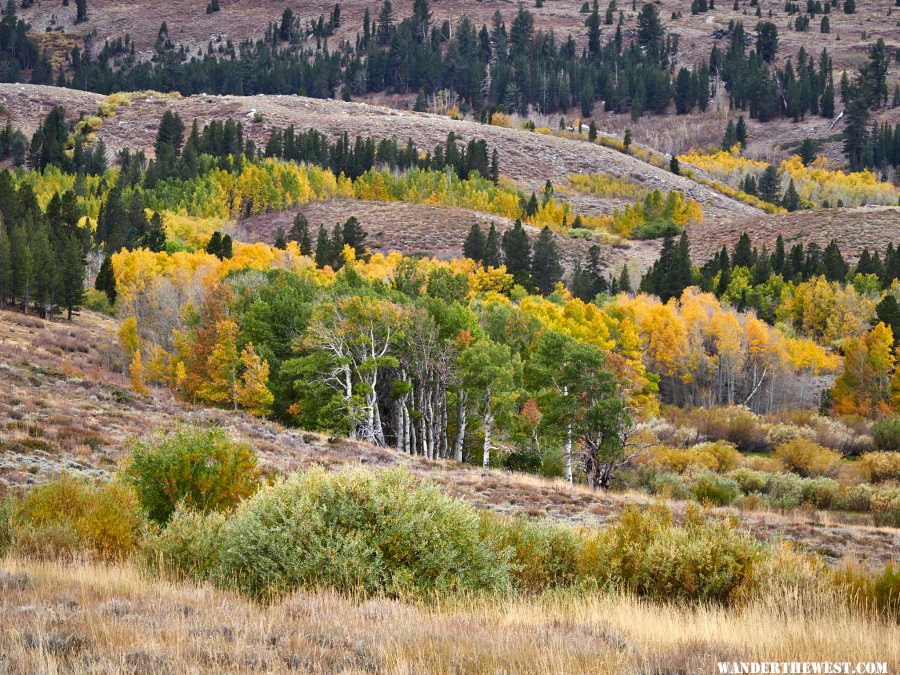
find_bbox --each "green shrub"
[12,475,143,559]
[774,438,841,477]
[871,418,900,452]
[485,515,583,593]
[767,473,804,509]
[217,468,510,600]
[835,562,900,621]
[580,505,764,604]
[690,470,738,506]
[834,484,873,512]
[650,472,692,500]
[800,477,840,510]
[728,468,771,495]
[124,427,260,524]
[0,497,12,556]
[142,507,227,581]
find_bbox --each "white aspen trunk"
[453,391,467,462]
[482,404,492,468]
[564,423,573,485]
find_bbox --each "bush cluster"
[2,429,896,621]
[8,475,142,559]
[124,427,260,524]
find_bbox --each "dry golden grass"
[0,555,897,674]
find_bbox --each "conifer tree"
[502,219,532,287]
[463,223,486,262]
[315,224,331,268]
[483,223,502,268]
[60,235,86,320]
[95,254,117,305]
[288,213,313,254]
[531,226,563,295]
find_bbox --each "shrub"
[728,468,771,495]
[740,455,783,473]
[766,422,815,448]
[639,444,717,474]
[858,452,900,483]
[649,472,692,500]
[767,473,805,509]
[695,441,742,472]
[124,427,260,524]
[142,507,227,581]
[689,470,739,506]
[0,497,11,556]
[800,477,840,510]
[12,475,143,559]
[871,418,900,452]
[581,505,764,604]
[870,489,900,527]
[834,484,873,512]
[689,406,770,452]
[485,515,583,593]
[835,562,900,621]
[774,438,841,477]
[217,468,510,600]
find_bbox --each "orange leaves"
[831,323,896,417]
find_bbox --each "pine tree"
[618,264,632,293]
[206,231,223,257]
[797,137,816,165]
[531,226,563,295]
[0,221,9,307]
[757,165,781,203]
[822,239,847,281]
[220,234,233,259]
[782,179,800,211]
[330,222,344,268]
[274,227,287,250]
[483,224,502,268]
[735,116,748,147]
[139,212,166,252]
[772,235,786,275]
[75,0,87,23]
[341,216,367,255]
[59,235,86,321]
[315,224,331,268]
[874,295,900,348]
[502,219,533,287]
[95,254,117,306]
[669,155,680,175]
[289,213,313,255]
[636,3,664,61]
[463,223,486,262]
[722,120,737,149]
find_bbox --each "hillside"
[1,309,897,568]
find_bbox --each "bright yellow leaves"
[832,323,896,417]
[679,147,899,208]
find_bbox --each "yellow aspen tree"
[235,343,274,418]
[129,349,149,396]
[197,318,240,408]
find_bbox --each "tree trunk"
[453,391,467,462]
[482,405,492,468]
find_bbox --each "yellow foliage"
[129,349,149,396]
[490,112,511,127]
